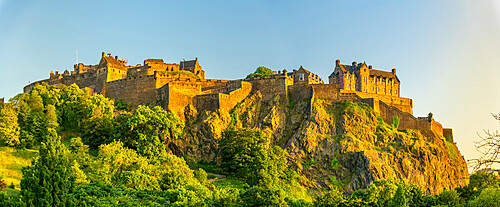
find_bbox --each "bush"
[469,188,500,207]
[194,168,208,183]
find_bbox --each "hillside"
[176,92,469,194]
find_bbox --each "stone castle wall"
[246,76,293,102]
[106,75,157,106]
[378,101,444,136]
[159,82,201,118]
[194,81,252,114]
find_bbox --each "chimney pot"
[102,52,105,57]
[115,56,118,60]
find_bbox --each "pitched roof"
[297,66,312,74]
[101,56,126,69]
[180,59,197,68]
[330,63,400,82]
[370,69,399,82]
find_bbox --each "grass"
[0,146,38,191]
[212,177,248,190]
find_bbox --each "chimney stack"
[369,65,372,69]
[352,61,357,68]
[115,56,118,60]
[335,59,340,66]
[392,68,396,75]
[102,52,105,57]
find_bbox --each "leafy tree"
[314,187,346,207]
[12,91,58,148]
[246,66,274,79]
[0,103,20,146]
[220,127,269,182]
[389,184,409,207]
[239,186,288,207]
[20,128,75,206]
[469,187,500,207]
[435,190,461,206]
[112,105,183,158]
[92,140,161,191]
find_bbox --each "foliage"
[20,128,75,206]
[0,103,20,146]
[220,127,269,183]
[114,97,131,111]
[469,187,500,207]
[194,168,208,183]
[239,186,288,207]
[112,105,183,158]
[246,66,274,79]
[392,116,400,129]
[11,90,58,148]
[314,187,346,206]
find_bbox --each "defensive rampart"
[106,75,157,106]
[195,81,252,114]
[159,82,201,118]
[245,76,293,102]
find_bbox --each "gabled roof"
[297,66,312,74]
[370,69,399,82]
[180,59,197,68]
[100,56,126,69]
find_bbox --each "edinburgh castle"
[24,52,453,139]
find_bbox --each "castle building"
[285,66,324,85]
[329,60,400,97]
[23,53,452,139]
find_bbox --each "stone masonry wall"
[106,75,157,106]
[159,82,201,118]
[247,76,293,102]
[218,81,252,114]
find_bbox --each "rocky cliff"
[173,92,469,194]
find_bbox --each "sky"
[0,0,499,167]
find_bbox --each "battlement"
[23,54,451,140]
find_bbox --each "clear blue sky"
[1,0,499,165]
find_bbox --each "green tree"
[0,103,20,146]
[469,187,500,207]
[112,105,183,158]
[389,184,409,207]
[220,127,269,183]
[12,91,58,148]
[246,66,274,79]
[314,187,346,207]
[20,128,75,206]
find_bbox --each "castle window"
[299,73,304,81]
[371,87,374,91]
[383,89,386,92]
[389,89,392,93]
[347,84,350,87]
[395,90,398,94]
[377,87,379,92]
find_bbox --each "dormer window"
[299,73,304,81]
